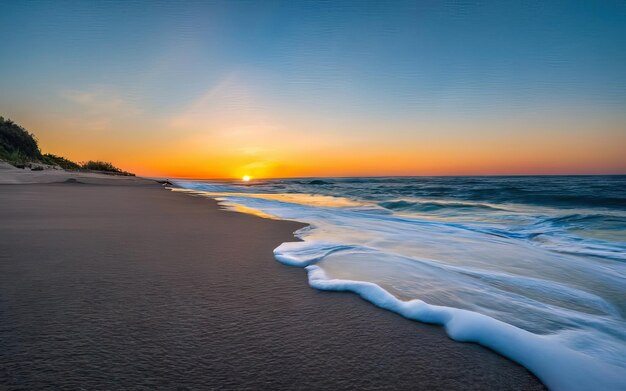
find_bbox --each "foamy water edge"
[170,185,626,391]
[275,242,625,391]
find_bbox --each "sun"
[242,175,252,182]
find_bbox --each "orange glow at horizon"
[2,2,626,181]
[28,126,626,179]
[77,135,626,179]
[8,95,626,179]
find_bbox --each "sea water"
[173,176,626,390]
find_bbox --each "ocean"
[173,175,626,390]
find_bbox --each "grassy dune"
[0,116,133,175]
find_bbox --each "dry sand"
[0,169,545,389]
[0,161,148,185]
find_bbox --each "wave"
[301,265,625,391]
[172,178,626,391]
[273,237,626,390]
[378,199,504,213]
[538,213,626,230]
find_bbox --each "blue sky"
[1,1,625,176]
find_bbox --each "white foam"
[174,181,626,390]
[304,265,626,391]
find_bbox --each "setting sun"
[242,175,251,182]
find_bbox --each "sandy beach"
[0,170,545,389]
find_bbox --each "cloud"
[60,86,143,130]
[168,73,278,138]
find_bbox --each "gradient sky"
[1,0,625,178]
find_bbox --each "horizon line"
[146,173,626,181]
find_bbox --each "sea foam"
[173,178,626,390]
[301,265,625,391]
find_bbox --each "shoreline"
[177,179,626,391]
[0,170,545,389]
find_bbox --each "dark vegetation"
[42,154,81,170]
[81,160,125,173]
[0,117,42,164]
[0,116,134,175]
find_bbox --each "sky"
[1,0,625,178]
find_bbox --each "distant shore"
[0,168,545,389]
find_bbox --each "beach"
[0,170,545,389]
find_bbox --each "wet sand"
[0,174,545,389]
